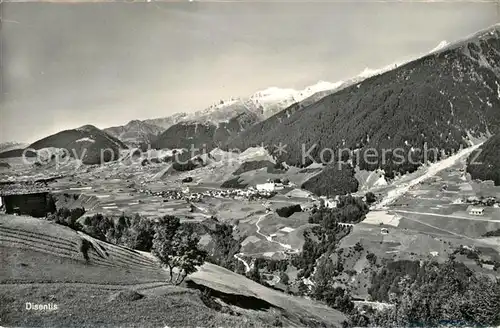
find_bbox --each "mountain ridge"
[26,125,128,165]
[103,120,164,147]
[104,81,346,146]
[226,24,500,189]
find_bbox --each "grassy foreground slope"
[190,263,347,326]
[0,215,347,327]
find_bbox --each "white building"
[325,198,338,209]
[320,196,338,209]
[256,183,276,192]
[469,207,485,216]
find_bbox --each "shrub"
[354,242,364,252]
[365,192,377,204]
[366,252,377,265]
[276,204,302,218]
[279,272,290,285]
[48,207,86,231]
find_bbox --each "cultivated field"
[0,215,169,284]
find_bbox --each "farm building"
[320,196,338,209]
[469,207,485,216]
[324,198,338,209]
[1,192,56,218]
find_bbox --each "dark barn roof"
[0,182,51,197]
[0,175,66,197]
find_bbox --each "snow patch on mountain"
[355,39,462,81]
[357,62,406,80]
[75,137,95,143]
[249,80,345,117]
[430,40,449,53]
[298,81,345,100]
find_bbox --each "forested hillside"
[301,164,359,196]
[104,120,163,147]
[153,111,260,151]
[368,260,500,327]
[227,26,500,178]
[467,134,500,185]
[28,125,127,165]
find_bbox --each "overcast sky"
[1,1,498,143]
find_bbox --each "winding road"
[234,213,299,273]
[255,214,293,250]
[233,253,251,273]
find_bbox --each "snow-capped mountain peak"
[296,80,345,101]
[251,86,298,102]
[248,81,345,117]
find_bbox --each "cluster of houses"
[199,187,276,201]
[141,186,277,203]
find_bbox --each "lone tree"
[152,216,207,285]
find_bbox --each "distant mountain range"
[0,142,27,153]
[0,142,33,159]
[104,81,345,147]
[102,42,438,150]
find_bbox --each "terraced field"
[0,215,169,284]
